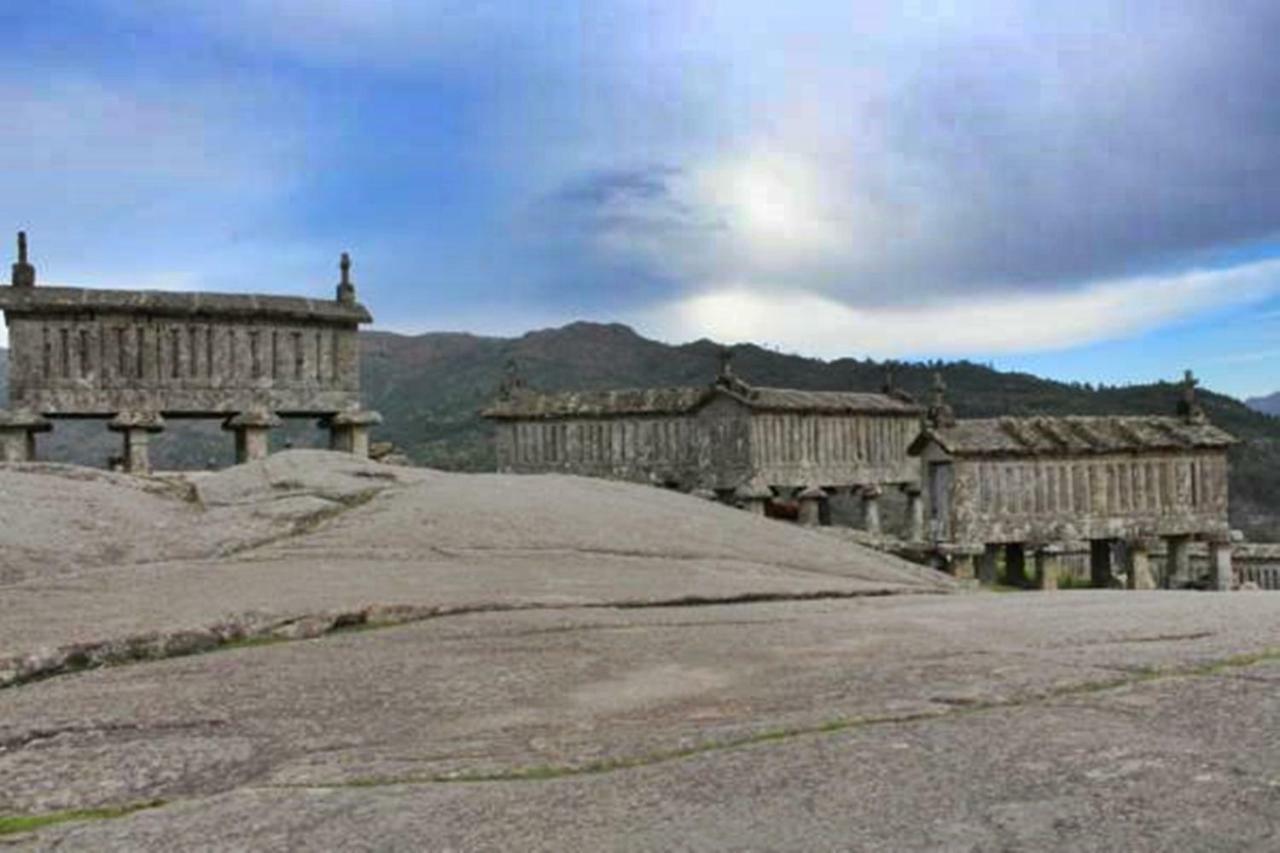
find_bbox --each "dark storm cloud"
[877,1,1280,292]
[525,2,1280,304]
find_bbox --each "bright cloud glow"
[633,259,1280,358]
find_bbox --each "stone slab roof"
[909,415,1236,458]
[483,382,922,419]
[0,285,372,324]
[746,387,920,414]
[483,386,709,419]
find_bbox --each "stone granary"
[908,372,1237,590]
[0,233,380,472]
[482,353,925,534]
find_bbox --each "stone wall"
[942,450,1230,545]
[6,314,361,416]
[494,400,919,492]
[750,411,918,487]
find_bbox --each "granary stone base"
[734,478,772,516]
[1126,539,1157,590]
[0,409,51,462]
[223,408,283,464]
[797,486,825,527]
[1164,535,1193,588]
[1035,545,1065,590]
[324,409,383,459]
[108,411,166,475]
[1208,538,1234,591]
[861,486,883,534]
[905,487,925,541]
[978,544,1000,585]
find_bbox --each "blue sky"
[2,1,1279,398]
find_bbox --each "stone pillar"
[1034,545,1064,591]
[734,479,773,516]
[1089,539,1114,588]
[107,411,166,475]
[1208,538,1234,591]
[905,488,925,542]
[797,485,825,527]
[1005,543,1028,587]
[979,543,1000,585]
[223,408,282,464]
[1163,535,1192,589]
[949,547,980,580]
[324,409,383,458]
[861,485,883,535]
[0,409,51,462]
[1126,538,1157,590]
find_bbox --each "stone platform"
[1,453,1277,850]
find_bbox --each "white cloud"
[631,259,1280,358]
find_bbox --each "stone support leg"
[861,486,883,535]
[797,486,825,527]
[906,489,925,542]
[237,427,271,463]
[108,412,165,475]
[1126,539,1156,590]
[1035,546,1063,591]
[951,552,978,580]
[326,409,382,459]
[223,409,282,465]
[0,430,32,462]
[1208,540,1234,591]
[1164,535,1192,589]
[1089,539,1115,588]
[121,429,153,474]
[734,478,773,518]
[0,410,51,462]
[979,544,1000,585]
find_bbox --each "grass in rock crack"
[0,800,165,837]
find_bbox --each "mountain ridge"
[1247,391,1280,416]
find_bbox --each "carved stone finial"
[718,346,734,380]
[1178,368,1207,424]
[925,372,956,428]
[336,251,355,304]
[879,361,916,403]
[11,230,34,287]
[498,357,526,400]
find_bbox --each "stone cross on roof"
[926,372,956,429]
[1178,368,1207,425]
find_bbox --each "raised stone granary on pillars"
[482,351,926,535]
[908,372,1237,590]
[0,233,380,472]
